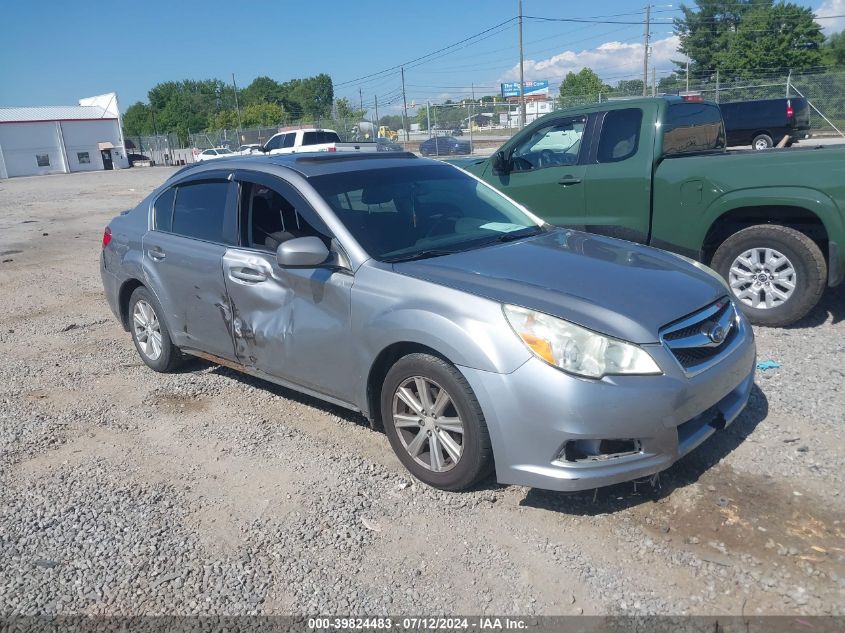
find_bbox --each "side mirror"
[492,150,511,175]
[276,236,330,268]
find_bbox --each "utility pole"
[359,87,367,139]
[232,73,242,138]
[685,57,690,93]
[642,4,651,96]
[374,95,379,133]
[652,67,656,97]
[401,66,409,142]
[715,69,720,103]
[470,83,475,154]
[426,100,431,137]
[518,0,526,129]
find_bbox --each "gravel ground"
[0,167,843,617]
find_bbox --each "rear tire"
[711,225,826,327]
[752,133,773,150]
[381,353,493,491]
[128,287,183,372]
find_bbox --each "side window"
[153,187,176,232]
[282,133,296,148]
[663,103,726,155]
[238,179,332,252]
[511,116,586,171]
[265,135,281,151]
[302,131,317,146]
[597,108,643,163]
[172,181,230,243]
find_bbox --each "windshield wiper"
[383,249,457,263]
[492,226,546,243]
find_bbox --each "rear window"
[153,187,176,231]
[597,108,642,163]
[663,102,726,155]
[171,181,229,243]
[302,131,340,146]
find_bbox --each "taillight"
[327,146,337,152]
[786,100,794,119]
[681,93,703,102]
[102,227,112,248]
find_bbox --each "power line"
[335,17,517,88]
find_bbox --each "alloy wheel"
[392,376,464,472]
[728,247,797,310]
[132,299,163,360]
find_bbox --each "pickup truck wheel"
[381,353,494,491]
[129,287,183,372]
[711,225,826,327]
[752,134,773,150]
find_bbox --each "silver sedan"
[100,153,755,491]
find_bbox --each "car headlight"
[503,305,661,378]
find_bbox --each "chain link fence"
[130,68,844,165]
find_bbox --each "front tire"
[128,287,183,372]
[381,353,493,491]
[711,225,826,327]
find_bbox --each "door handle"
[558,176,582,186]
[230,267,267,283]
[148,247,166,261]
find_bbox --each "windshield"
[217,148,233,154]
[309,164,544,261]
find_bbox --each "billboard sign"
[500,80,549,98]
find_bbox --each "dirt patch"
[639,464,845,575]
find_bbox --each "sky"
[0,0,841,116]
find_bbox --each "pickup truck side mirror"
[276,236,330,268]
[492,150,512,175]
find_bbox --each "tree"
[334,97,363,122]
[123,102,154,137]
[823,31,845,67]
[240,76,286,106]
[241,102,284,127]
[207,109,239,131]
[614,79,644,96]
[675,0,825,77]
[559,68,609,98]
[716,3,824,75]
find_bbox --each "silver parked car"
[100,153,756,491]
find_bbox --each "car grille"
[660,297,740,375]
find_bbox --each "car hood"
[392,230,727,343]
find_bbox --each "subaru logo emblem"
[704,323,726,345]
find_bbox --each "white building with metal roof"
[0,92,129,178]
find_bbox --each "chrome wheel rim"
[392,376,463,473]
[754,138,769,150]
[728,247,797,310]
[132,300,163,360]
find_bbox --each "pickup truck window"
[511,116,586,172]
[265,135,283,151]
[663,102,725,156]
[597,108,642,163]
[282,133,296,149]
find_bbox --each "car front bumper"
[459,318,756,492]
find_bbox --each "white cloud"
[816,0,845,35]
[498,35,681,85]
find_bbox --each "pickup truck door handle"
[148,246,166,261]
[558,176,583,186]
[229,267,267,283]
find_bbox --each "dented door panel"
[222,248,355,401]
[142,231,236,360]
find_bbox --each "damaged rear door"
[222,170,356,402]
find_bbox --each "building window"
[36,154,50,167]
[77,152,90,164]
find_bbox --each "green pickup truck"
[456,97,845,326]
